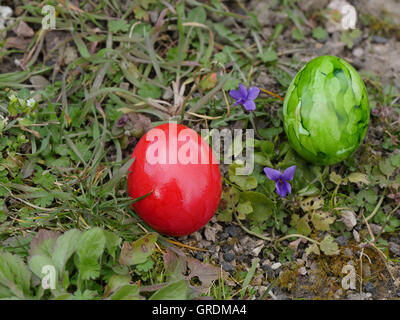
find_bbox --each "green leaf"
[320,235,339,255]
[76,227,106,280]
[216,187,239,222]
[28,254,54,280]
[348,172,369,185]
[222,77,240,91]
[108,20,130,33]
[258,49,277,63]
[379,158,395,177]
[258,127,283,139]
[110,285,141,300]
[150,280,189,300]
[229,163,258,190]
[237,201,253,217]
[329,171,343,185]
[311,211,335,231]
[33,193,54,207]
[390,154,400,167]
[356,189,378,206]
[312,27,328,41]
[103,230,121,260]
[296,215,311,236]
[119,233,158,266]
[138,83,162,99]
[52,229,82,276]
[104,274,131,297]
[340,29,361,49]
[0,200,5,223]
[214,23,231,37]
[0,251,32,299]
[305,243,320,256]
[18,88,30,100]
[240,191,274,222]
[292,27,304,41]
[29,229,60,258]
[104,274,142,300]
[187,6,206,23]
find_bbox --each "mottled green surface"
[283,55,370,165]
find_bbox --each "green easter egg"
[283,55,369,165]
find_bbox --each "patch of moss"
[277,262,300,292]
[361,13,400,40]
[277,240,391,299]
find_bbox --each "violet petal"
[282,165,296,181]
[229,89,242,100]
[238,83,247,98]
[247,87,260,100]
[243,100,256,111]
[276,181,289,198]
[264,167,282,182]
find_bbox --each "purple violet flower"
[264,165,296,198]
[229,83,260,112]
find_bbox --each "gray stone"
[364,282,374,293]
[218,232,229,241]
[222,262,235,272]
[389,242,400,256]
[335,235,349,246]
[221,244,232,253]
[372,35,389,44]
[195,252,204,261]
[225,226,239,238]
[223,252,235,262]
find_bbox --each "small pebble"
[389,242,400,256]
[343,248,353,257]
[222,262,235,272]
[219,232,229,241]
[271,262,282,270]
[192,231,202,242]
[335,235,348,246]
[195,252,204,261]
[372,35,388,44]
[225,226,239,237]
[221,244,232,253]
[261,264,272,272]
[299,267,307,276]
[369,224,382,235]
[352,47,364,58]
[223,252,235,262]
[364,282,374,293]
[208,245,217,254]
[353,230,360,243]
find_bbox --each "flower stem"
[248,112,264,139]
[234,212,272,241]
[275,234,320,245]
[259,87,284,101]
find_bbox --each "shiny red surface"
[127,123,222,236]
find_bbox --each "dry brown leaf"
[12,21,34,38]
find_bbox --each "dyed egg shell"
[127,123,222,236]
[283,55,369,165]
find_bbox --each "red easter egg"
[127,123,222,236]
